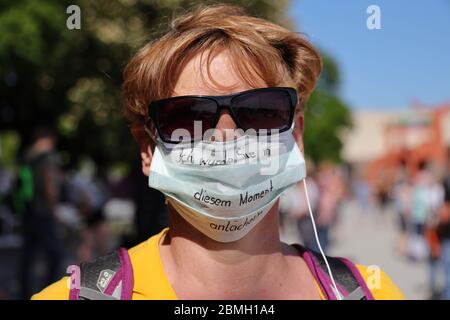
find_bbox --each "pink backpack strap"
[293,244,375,300]
[68,248,134,300]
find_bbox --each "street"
[281,200,431,300]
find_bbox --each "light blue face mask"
[147,128,344,299]
[148,129,307,242]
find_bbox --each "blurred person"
[392,161,412,255]
[68,158,111,262]
[120,157,168,247]
[374,172,385,207]
[425,188,444,299]
[437,149,450,299]
[314,162,345,252]
[0,164,14,222]
[423,171,445,299]
[0,165,13,200]
[408,160,434,261]
[33,5,403,300]
[281,163,320,251]
[375,170,392,214]
[353,175,372,216]
[411,161,434,236]
[19,127,64,299]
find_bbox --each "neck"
[159,201,298,298]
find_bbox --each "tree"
[0,0,349,171]
[303,55,353,164]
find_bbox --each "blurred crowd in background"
[0,127,168,299]
[279,146,450,300]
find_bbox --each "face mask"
[147,128,344,299]
[148,129,307,242]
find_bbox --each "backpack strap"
[68,244,372,300]
[293,244,374,300]
[69,248,134,300]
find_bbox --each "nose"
[211,110,239,141]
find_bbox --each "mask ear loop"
[302,179,343,300]
[143,124,158,143]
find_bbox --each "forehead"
[172,49,266,97]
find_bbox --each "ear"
[293,112,305,154]
[131,124,154,176]
[140,143,153,176]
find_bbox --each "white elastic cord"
[302,179,343,300]
[143,124,158,143]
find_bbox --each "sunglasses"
[146,87,298,144]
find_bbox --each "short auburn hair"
[123,4,322,127]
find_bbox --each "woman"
[33,4,403,300]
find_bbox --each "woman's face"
[140,49,304,176]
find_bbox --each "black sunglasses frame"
[148,87,298,144]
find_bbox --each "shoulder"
[31,277,70,300]
[31,228,169,300]
[127,228,168,268]
[355,264,405,300]
[127,228,177,299]
[288,244,405,300]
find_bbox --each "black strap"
[75,247,367,300]
[78,251,122,300]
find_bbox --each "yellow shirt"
[32,228,404,300]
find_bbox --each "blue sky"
[288,0,450,110]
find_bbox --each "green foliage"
[303,90,352,164]
[0,131,20,169]
[302,55,353,164]
[0,0,350,170]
